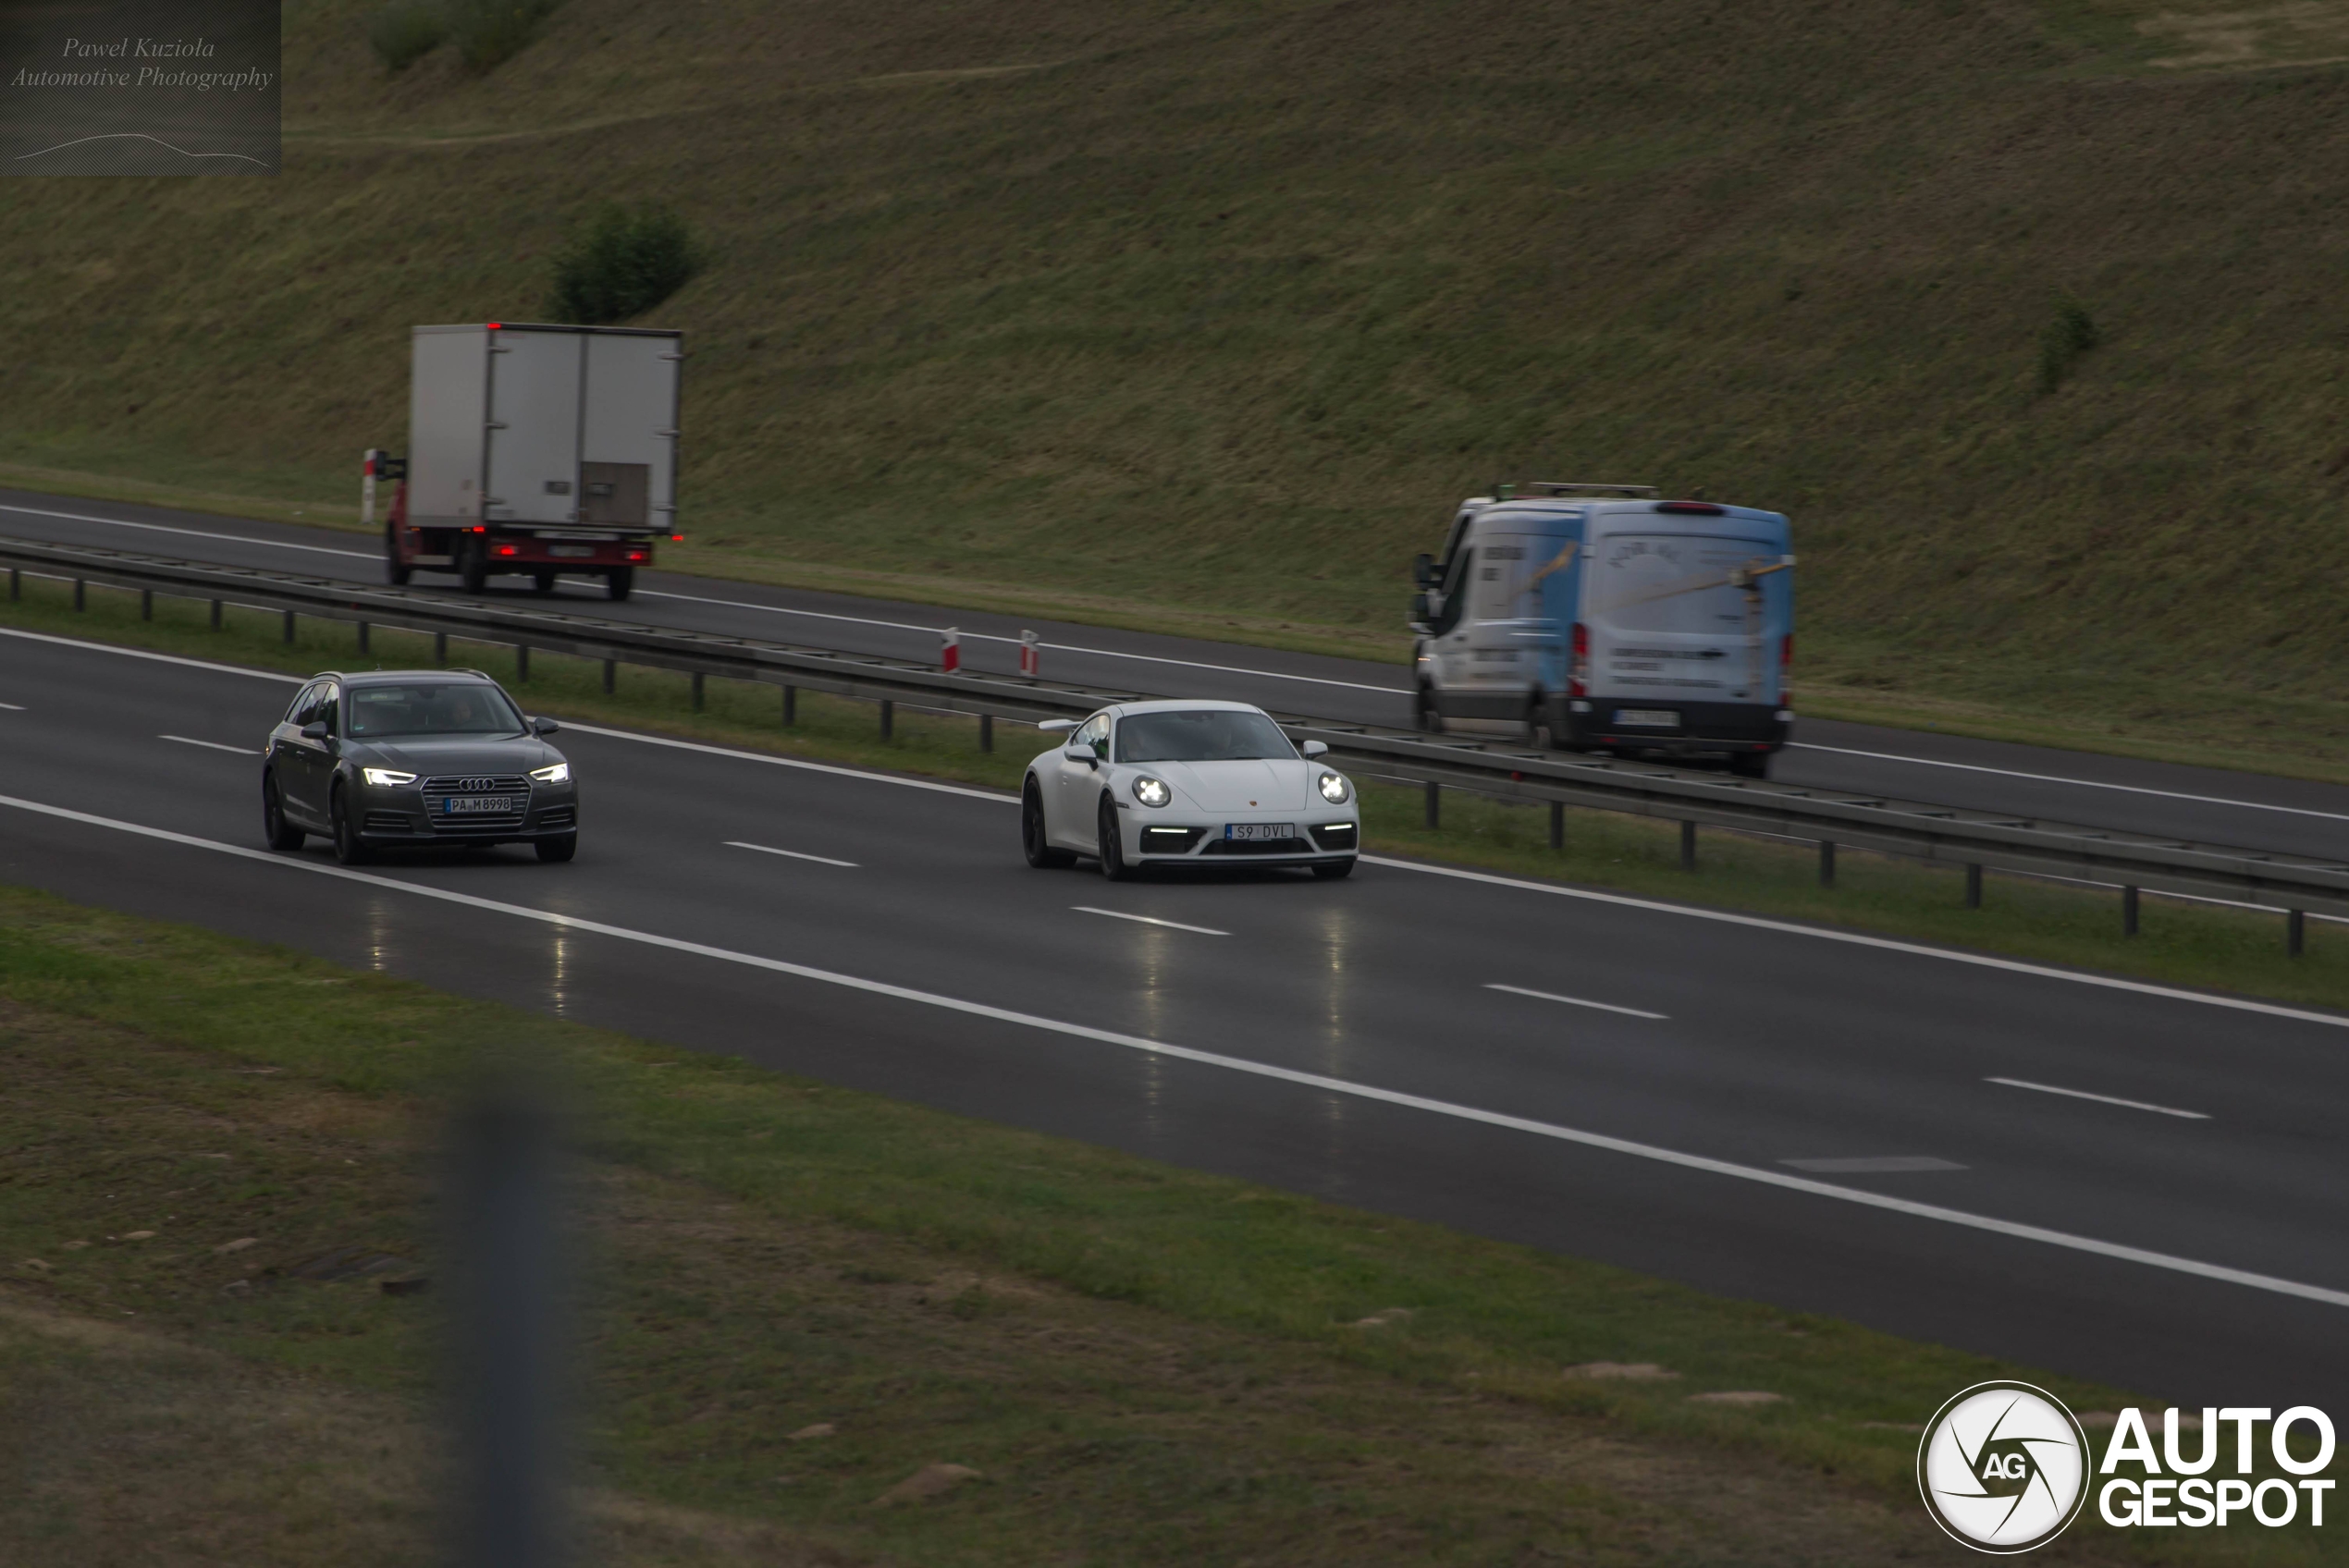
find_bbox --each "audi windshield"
[347,683,529,739]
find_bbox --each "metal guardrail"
[6,533,2345,936]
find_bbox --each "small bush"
[2037,297,2102,393]
[368,1,447,72]
[449,0,561,72]
[545,205,704,325]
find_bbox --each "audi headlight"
[1131,776,1171,808]
[362,767,416,787]
[530,762,572,785]
[1317,770,1351,804]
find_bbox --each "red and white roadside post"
[362,448,382,527]
[1019,630,1039,679]
[940,628,961,673]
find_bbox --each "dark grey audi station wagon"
[261,669,578,864]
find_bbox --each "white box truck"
[381,322,682,600]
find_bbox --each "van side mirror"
[1411,552,1436,588]
[1301,741,1329,758]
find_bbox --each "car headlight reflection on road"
[1131,776,1171,807]
[362,767,417,787]
[530,763,572,785]
[1317,771,1351,803]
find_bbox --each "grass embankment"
[4,888,2338,1567]
[13,0,2349,772]
[5,574,2344,1015]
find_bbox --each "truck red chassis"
[383,479,654,601]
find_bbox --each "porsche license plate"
[1225,823,1296,841]
[1613,709,1680,729]
[440,795,513,815]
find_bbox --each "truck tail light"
[1568,621,1589,698]
[625,549,646,562]
[495,545,518,557]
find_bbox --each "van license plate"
[548,545,595,558]
[1225,823,1296,841]
[1613,709,1680,729]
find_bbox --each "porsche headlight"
[1317,770,1351,804]
[362,767,416,787]
[1131,776,1171,808]
[530,762,572,785]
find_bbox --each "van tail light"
[1778,632,1793,706]
[1568,621,1589,698]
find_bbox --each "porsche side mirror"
[1063,743,1096,766]
[1038,718,1077,734]
[1301,741,1329,758]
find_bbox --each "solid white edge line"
[725,839,858,868]
[0,624,303,682]
[0,502,377,559]
[1985,1077,2212,1121]
[553,721,1017,802]
[1484,982,1668,1021]
[1072,905,1230,937]
[0,702,22,711]
[8,624,2343,1032]
[1362,855,2349,1031]
[2,789,2343,1311]
[159,734,254,755]
[1790,742,2349,825]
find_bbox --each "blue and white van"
[1408,484,1794,776]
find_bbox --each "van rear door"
[1585,531,1788,723]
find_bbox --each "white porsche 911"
[1021,700,1360,879]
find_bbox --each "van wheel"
[1728,751,1771,779]
[1415,687,1442,733]
[1022,777,1074,868]
[1526,691,1556,749]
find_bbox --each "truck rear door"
[485,331,584,527]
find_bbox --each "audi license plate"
[1225,823,1296,841]
[1613,709,1680,729]
[440,796,512,815]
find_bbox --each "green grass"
[2,887,2340,1565]
[6,571,2345,1017]
[7,0,2349,777]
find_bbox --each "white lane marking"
[1073,905,1230,937]
[553,721,1016,802]
[1781,1156,1966,1173]
[633,586,1409,694]
[159,734,253,755]
[1790,742,2349,825]
[0,702,22,711]
[0,503,377,559]
[726,839,858,868]
[0,625,302,682]
[1361,856,2349,1032]
[3,790,2343,1311]
[1986,1077,2211,1121]
[1485,982,1667,1020]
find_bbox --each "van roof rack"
[1495,481,1659,499]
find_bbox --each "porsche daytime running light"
[1317,771,1351,804]
[363,767,417,787]
[1131,776,1171,807]
[530,762,572,784]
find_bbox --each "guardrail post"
[435,631,447,664]
[1965,864,1982,909]
[1548,800,1564,851]
[282,608,295,643]
[2288,909,2306,957]
[357,621,370,654]
[209,597,221,629]
[1424,780,1440,829]
[979,713,993,753]
[140,589,153,620]
[691,672,705,711]
[879,699,894,740]
[1818,839,1836,887]
[601,659,615,695]
[515,644,530,682]
[73,578,85,611]
[2121,884,2139,937]
[781,685,796,727]
[1680,820,1697,871]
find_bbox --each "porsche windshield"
[1116,710,1296,763]
[347,683,527,739]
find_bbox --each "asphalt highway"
[8,485,2349,863]
[4,623,2345,1411]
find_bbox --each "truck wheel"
[384,522,411,587]
[531,570,557,594]
[459,538,488,594]
[606,566,634,602]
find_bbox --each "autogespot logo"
[1918,1381,2092,1553]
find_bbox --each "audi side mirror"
[1301,741,1329,759]
[1411,552,1436,588]
[300,721,328,741]
[533,716,561,735]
